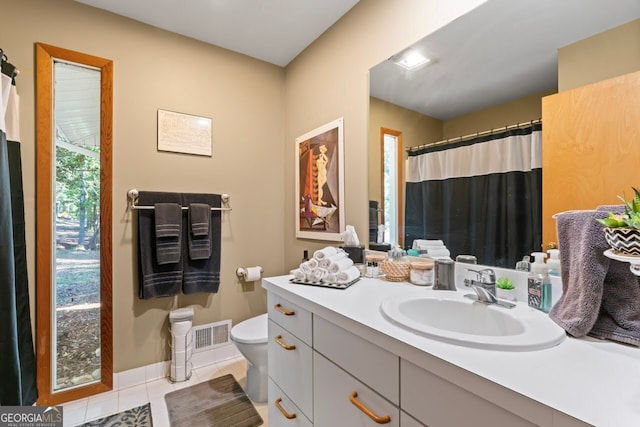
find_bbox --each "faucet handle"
[466,268,496,284]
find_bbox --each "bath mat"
[80,403,152,426]
[164,374,263,427]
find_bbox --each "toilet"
[230,313,268,403]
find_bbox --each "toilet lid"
[231,313,268,344]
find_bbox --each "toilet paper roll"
[244,266,262,281]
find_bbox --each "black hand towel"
[188,203,211,260]
[155,202,182,265]
[137,192,183,299]
[182,193,221,294]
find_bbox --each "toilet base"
[245,361,267,403]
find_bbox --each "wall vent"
[192,320,231,353]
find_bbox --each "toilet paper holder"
[236,266,263,281]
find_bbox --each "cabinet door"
[401,360,538,427]
[314,315,399,404]
[268,378,313,427]
[314,352,399,427]
[268,320,313,420]
[542,70,640,247]
[400,411,426,427]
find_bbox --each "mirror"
[36,43,113,404]
[368,0,640,266]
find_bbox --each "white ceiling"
[75,0,359,67]
[370,0,640,120]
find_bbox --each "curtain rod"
[406,118,541,153]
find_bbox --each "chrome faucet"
[464,268,515,309]
[463,268,496,294]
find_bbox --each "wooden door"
[541,70,640,248]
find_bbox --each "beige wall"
[283,0,486,270]
[559,18,640,91]
[368,97,442,206]
[1,0,285,371]
[442,90,554,138]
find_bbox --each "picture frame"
[157,109,212,156]
[295,117,345,241]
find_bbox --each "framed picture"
[295,117,345,241]
[157,109,212,156]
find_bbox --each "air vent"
[192,320,231,353]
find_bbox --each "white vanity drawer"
[268,319,313,420]
[313,315,399,405]
[401,359,537,427]
[268,293,312,346]
[314,352,399,427]
[268,378,313,427]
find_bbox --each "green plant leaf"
[632,187,640,214]
[597,213,627,228]
[496,277,515,289]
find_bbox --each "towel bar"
[127,188,232,211]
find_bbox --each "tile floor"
[61,356,268,427]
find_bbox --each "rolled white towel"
[427,248,450,258]
[336,266,360,283]
[319,251,348,268]
[311,268,328,282]
[325,273,337,283]
[329,257,354,274]
[313,246,338,260]
[299,258,319,274]
[292,269,306,281]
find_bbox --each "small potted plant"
[495,277,516,301]
[597,187,640,256]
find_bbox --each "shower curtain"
[405,123,542,268]
[1,52,37,405]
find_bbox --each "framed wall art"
[157,109,212,156]
[295,117,345,241]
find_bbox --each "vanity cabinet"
[267,294,313,426]
[266,289,590,427]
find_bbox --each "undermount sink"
[380,293,565,351]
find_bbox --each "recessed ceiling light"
[394,51,431,70]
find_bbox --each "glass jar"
[365,253,386,278]
[409,260,435,286]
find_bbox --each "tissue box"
[341,245,365,264]
[369,243,391,252]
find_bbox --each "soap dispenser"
[547,249,561,277]
[528,252,552,313]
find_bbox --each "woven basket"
[379,260,410,282]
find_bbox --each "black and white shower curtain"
[405,124,542,268]
[1,52,37,405]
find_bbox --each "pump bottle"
[547,249,561,277]
[528,252,552,313]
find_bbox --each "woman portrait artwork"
[296,119,344,240]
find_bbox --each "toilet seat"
[231,313,268,344]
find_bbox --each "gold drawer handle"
[275,397,297,419]
[349,391,391,424]
[275,335,296,350]
[274,303,295,316]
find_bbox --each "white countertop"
[263,274,640,427]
